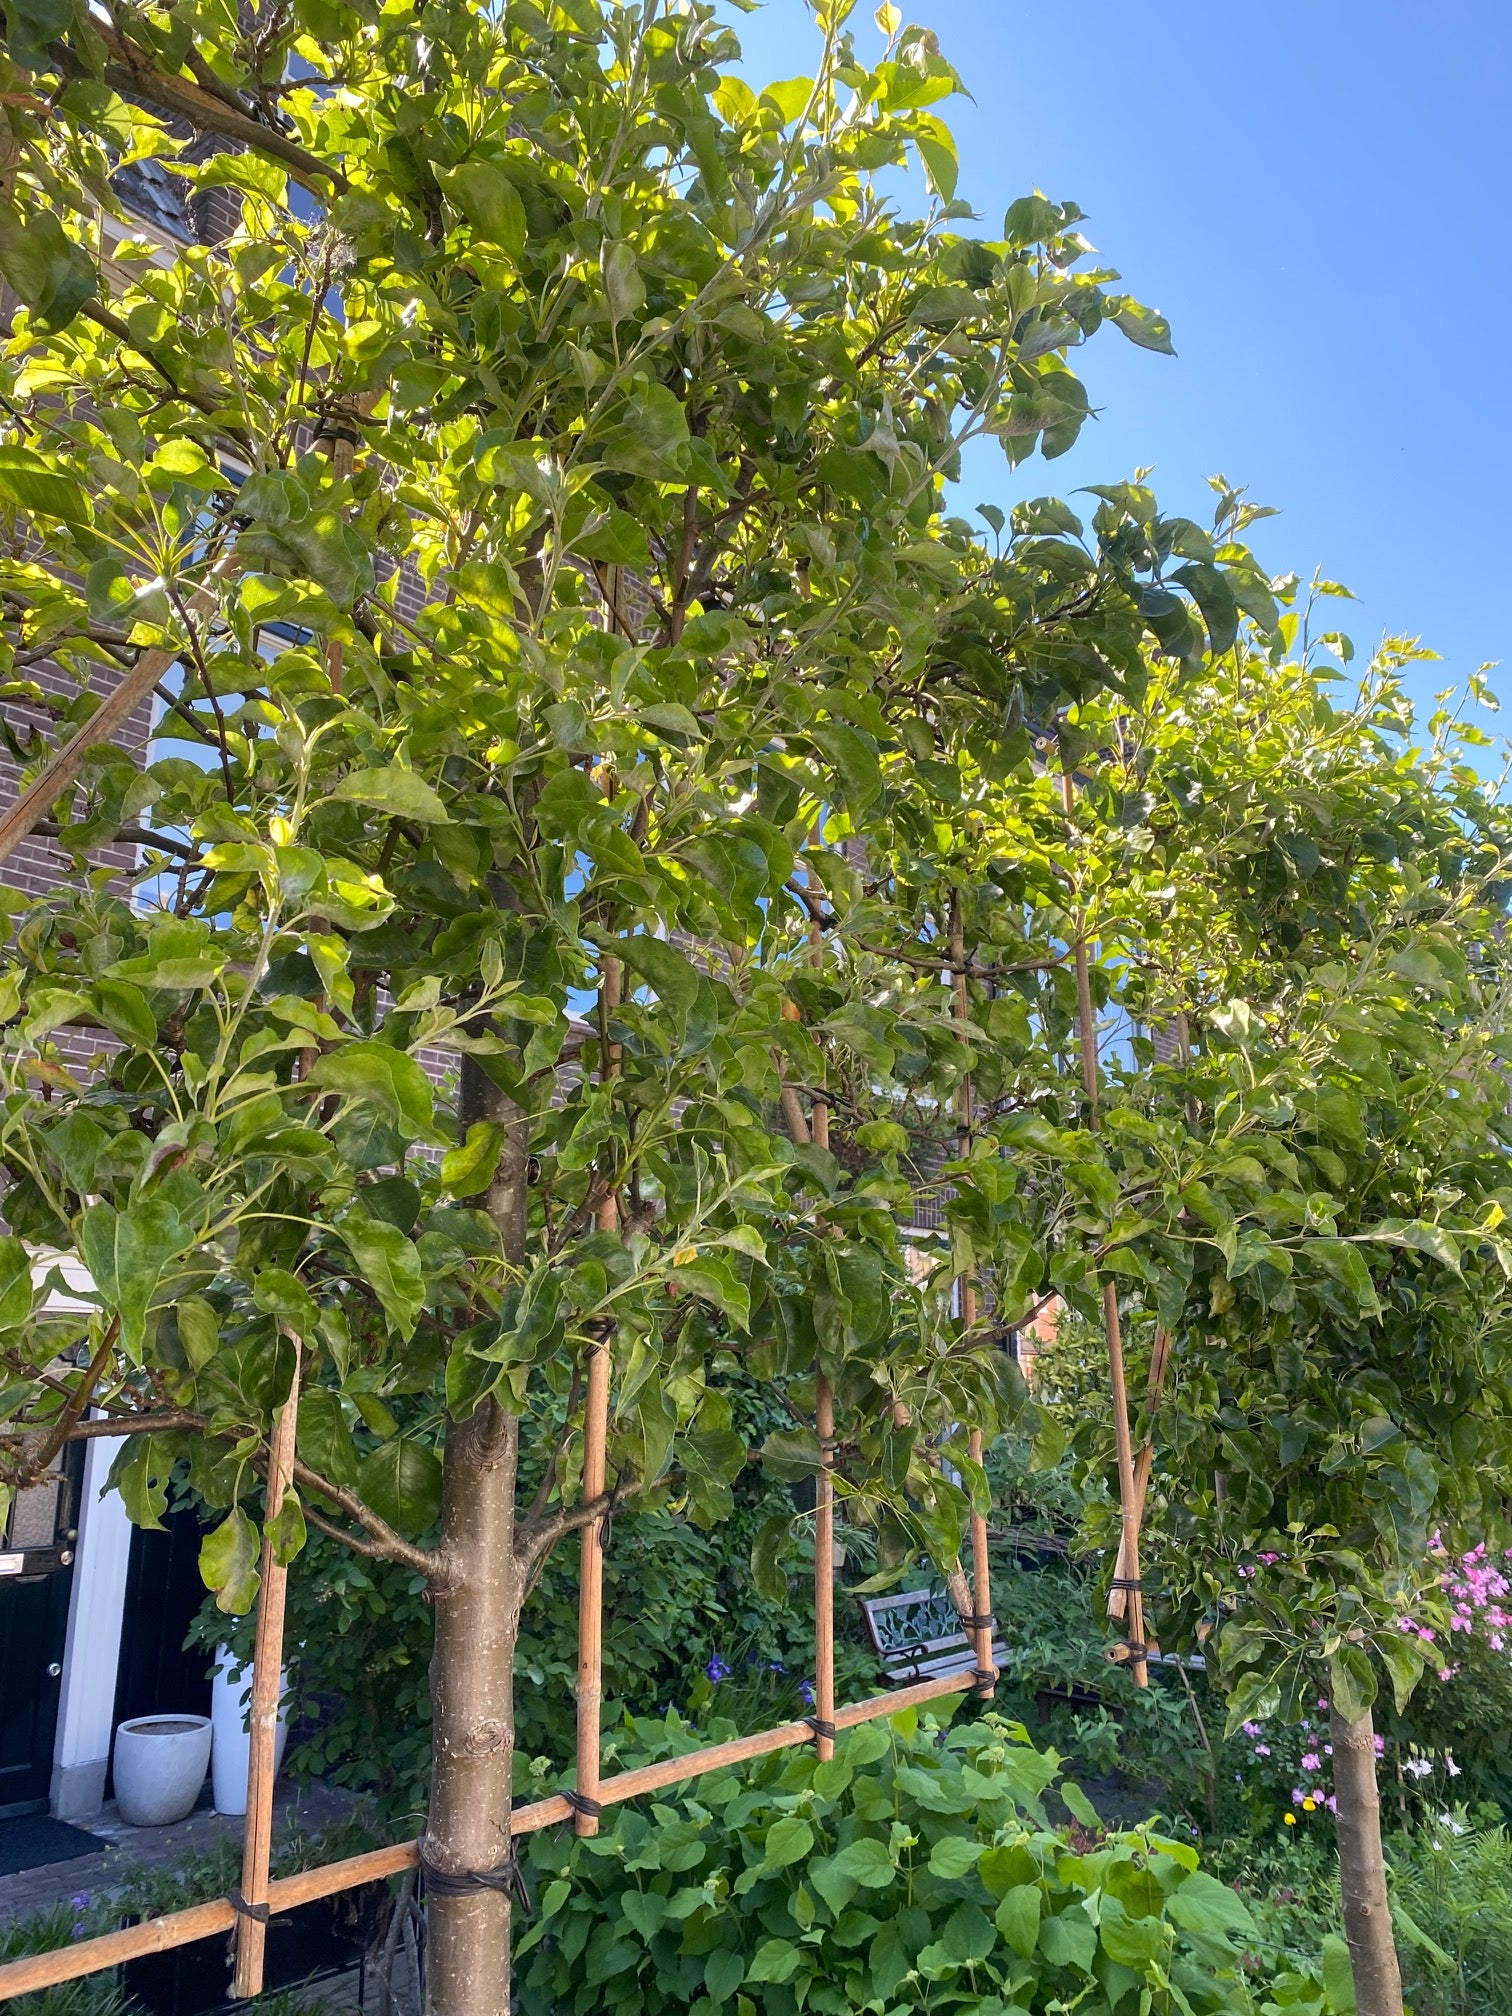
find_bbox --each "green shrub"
[518,1704,1282,2015]
[0,1907,126,2016]
[1388,1812,1512,2016]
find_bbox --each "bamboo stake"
[0,559,236,870]
[950,895,996,1696]
[318,417,357,697]
[1060,763,1149,1687]
[813,1373,836,1763]
[1108,1322,1172,1623]
[0,1672,976,2005]
[807,853,837,1761]
[575,953,620,1837]
[231,1336,302,1998]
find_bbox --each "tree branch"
[85,21,350,197]
[0,1318,119,1488]
[291,1456,447,1584]
[515,1478,635,1570]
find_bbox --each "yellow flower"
[1302,1798,1317,1813]
[1283,1813,1297,1826]
[672,1245,699,1265]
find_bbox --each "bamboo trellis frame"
[0,1669,973,2003]
[1059,759,1149,1685]
[0,659,1005,2012]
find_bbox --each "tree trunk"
[423,1060,531,2016]
[1331,1701,1404,2016]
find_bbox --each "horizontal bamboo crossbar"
[0,1673,969,2003]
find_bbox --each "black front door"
[0,1447,81,1818]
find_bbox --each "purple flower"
[705,1654,730,1684]
[800,1679,816,1708]
[1301,1752,1321,1772]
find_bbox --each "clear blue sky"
[726,1,1511,718]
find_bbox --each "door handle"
[47,1662,61,1677]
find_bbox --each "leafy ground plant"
[518,1703,1309,2016]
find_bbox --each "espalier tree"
[1034,613,1512,2016]
[0,0,1279,2008]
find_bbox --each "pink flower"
[1301,1752,1321,1772]
[1373,1735,1386,1757]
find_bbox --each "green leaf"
[1166,1871,1255,1940]
[615,935,702,1034]
[830,1837,894,1887]
[42,1112,107,1195]
[356,1438,443,1534]
[1059,1778,1101,1828]
[0,210,96,332]
[176,1294,221,1372]
[201,1506,262,1614]
[297,1388,361,1490]
[928,1836,983,1879]
[0,1236,33,1332]
[808,722,881,812]
[80,1199,186,1364]
[1112,299,1175,354]
[1172,559,1240,656]
[669,1256,749,1330]
[252,1267,320,1338]
[0,443,90,525]
[1367,1219,1461,1272]
[1037,1907,1096,1972]
[994,1884,1040,1958]
[442,162,527,255]
[266,1484,308,1567]
[1379,1630,1428,1713]
[703,1949,744,2004]
[909,113,958,199]
[1327,1643,1377,1723]
[941,1900,994,1964]
[91,979,157,1047]
[745,1938,800,1985]
[109,1433,173,1531]
[602,240,646,328]
[440,1120,506,1198]
[598,381,690,481]
[333,768,451,823]
[337,1216,426,1338]
[311,1041,436,1139]
[749,1516,794,1604]
[760,1816,814,1871]
[0,0,71,71]
[1321,1933,1358,2012]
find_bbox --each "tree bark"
[422,1059,530,2016]
[1331,1701,1404,2016]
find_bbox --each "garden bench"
[859,1586,1009,1688]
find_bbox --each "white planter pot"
[210,1647,289,1816]
[113,1714,212,1827]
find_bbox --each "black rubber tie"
[418,1847,515,1895]
[562,1789,603,1819]
[804,1715,837,1742]
[227,1890,270,1925]
[972,1668,997,1695]
[1126,1642,1150,1664]
[967,1613,997,1631]
[1110,1577,1143,1592]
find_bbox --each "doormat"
[0,1814,106,1878]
